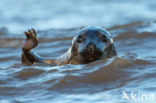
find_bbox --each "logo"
[122,91,155,102]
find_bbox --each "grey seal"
[21,26,116,65]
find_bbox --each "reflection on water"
[0,0,156,103]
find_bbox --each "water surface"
[0,0,156,103]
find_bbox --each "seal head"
[71,26,115,62]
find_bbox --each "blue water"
[0,0,156,33]
[0,0,156,103]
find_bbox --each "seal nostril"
[86,43,96,55]
[87,43,95,49]
[87,44,94,49]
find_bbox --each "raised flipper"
[21,29,57,65]
[21,29,40,64]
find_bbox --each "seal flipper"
[22,49,42,64]
[22,51,32,64]
[21,28,57,65]
[22,49,57,65]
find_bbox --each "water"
[0,0,156,33]
[0,0,156,103]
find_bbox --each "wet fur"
[21,27,116,65]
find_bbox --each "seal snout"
[80,43,103,60]
[86,43,95,55]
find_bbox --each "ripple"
[0,20,156,103]
[14,68,45,80]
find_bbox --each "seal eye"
[77,35,84,43]
[101,35,108,42]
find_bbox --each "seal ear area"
[110,36,114,44]
[106,33,114,44]
[105,31,114,44]
[70,36,79,56]
[71,42,79,56]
